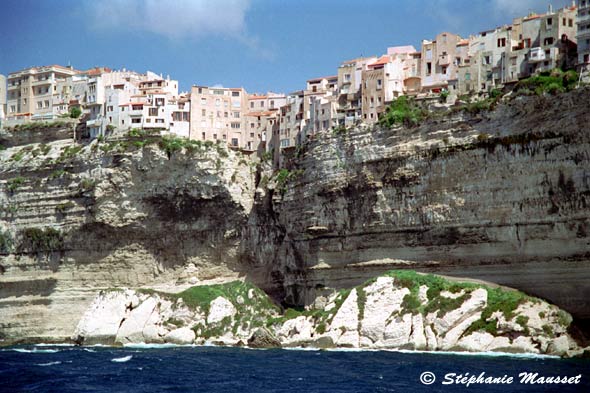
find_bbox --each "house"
[420,32,463,94]
[336,57,377,127]
[189,85,248,148]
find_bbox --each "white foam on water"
[123,343,180,349]
[36,361,62,367]
[12,348,59,354]
[390,349,559,359]
[111,355,133,363]
[34,343,74,347]
[83,348,96,353]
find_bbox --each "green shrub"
[7,177,26,192]
[0,229,13,253]
[378,96,425,128]
[78,178,96,192]
[69,106,82,119]
[19,227,64,252]
[49,169,67,180]
[55,201,75,213]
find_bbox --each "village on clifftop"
[0,2,589,166]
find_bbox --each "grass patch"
[514,69,578,96]
[274,168,304,192]
[49,169,67,180]
[55,201,75,213]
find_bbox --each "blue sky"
[0,0,574,94]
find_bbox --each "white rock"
[116,297,158,344]
[278,316,314,344]
[360,277,409,342]
[547,335,571,356]
[457,332,495,352]
[142,325,167,343]
[425,324,437,350]
[382,313,412,347]
[337,330,360,348]
[164,327,196,344]
[510,336,539,353]
[247,289,255,300]
[418,285,429,304]
[72,290,134,344]
[207,296,236,324]
[487,336,512,351]
[329,289,359,332]
[440,311,482,350]
[410,314,427,350]
[432,288,487,337]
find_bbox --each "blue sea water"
[0,345,588,392]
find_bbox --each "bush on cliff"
[18,227,64,252]
[378,96,425,128]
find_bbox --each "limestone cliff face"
[243,88,590,322]
[0,139,255,343]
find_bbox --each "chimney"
[548,4,553,13]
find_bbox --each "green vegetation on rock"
[378,96,426,128]
[18,227,64,252]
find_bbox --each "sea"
[0,345,589,392]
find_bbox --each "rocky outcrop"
[0,138,255,344]
[71,271,584,356]
[242,88,590,324]
[72,280,280,346]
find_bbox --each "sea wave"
[12,348,60,353]
[36,361,62,367]
[123,343,182,349]
[34,343,75,347]
[389,348,560,359]
[111,355,133,363]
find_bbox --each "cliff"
[242,88,590,327]
[1,87,590,347]
[0,137,255,343]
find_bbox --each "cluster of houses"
[0,1,589,164]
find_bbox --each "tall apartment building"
[6,65,78,122]
[189,85,248,148]
[276,90,304,150]
[245,93,286,151]
[420,32,463,93]
[0,75,6,125]
[336,57,377,126]
[302,76,337,139]
[361,46,420,124]
[578,0,590,67]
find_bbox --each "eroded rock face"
[243,88,590,323]
[0,142,255,344]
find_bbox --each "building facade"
[189,86,248,148]
[578,0,590,68]
[6,65,78,122]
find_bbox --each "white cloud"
[89,0,251,40]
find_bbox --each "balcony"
[32,78,54,86]
[529,47,546,63]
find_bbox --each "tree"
[69,106,82,119]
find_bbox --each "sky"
[0,0,577,94]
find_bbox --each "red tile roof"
[368,55,391,68]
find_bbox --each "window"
[465,72,471,81]
[231,138,239,146]
[260,101,265,107]
[250,102,254,108]
[231,122,241,129]
[441,66,448,74]
[544,37,554,45]
[270,100,275,108]
[107,106,113,111]
[232,91,240,97]
[215,99,221,107]
[201,98,207,105]
[484,56,491,65]
[563,18,566,26]
[149,108,158,116]
[547,17,552,26]
[377,79,382,89]
[156,119,164,123]
[569,19,573,27]
[233,111,240,118]
[132,118,141,124]
[426,62,432,75]
[250,133,254,138]
[10,105,15,113]
[213,134,218,139]
[37,101,43,109]
[202,109,206,116]
[202,132,206,139]
[497,38,506,47]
